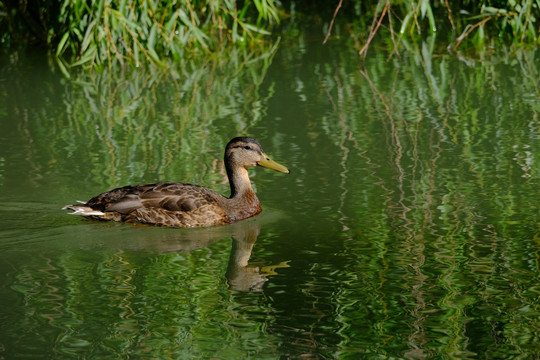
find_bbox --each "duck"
[62,137,290,227]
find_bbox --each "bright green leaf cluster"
[53,0,280,75]
[0,0,281,75]
[343,0,540,57]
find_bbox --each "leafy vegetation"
[0,0,281,75]
[0,0,538,73]
[1,36,280,188]
[318,0,540,57]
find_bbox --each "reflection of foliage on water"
[1,41,279,192]
[8,247,279,358]
[1,42,285,358]
[5,221,285,358]
[2,31,539,358]
[268,38,539,358]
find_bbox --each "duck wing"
[66,182,230,227]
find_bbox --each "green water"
[0,36,539,359]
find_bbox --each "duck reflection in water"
[103,218,289,292]
[226,221,289,292]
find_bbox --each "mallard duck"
[63,137,290,227]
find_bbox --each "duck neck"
[227,164,255,199]
[225,164,261,220]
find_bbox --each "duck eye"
[244,145,251,150]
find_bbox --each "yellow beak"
[257,153,290,174]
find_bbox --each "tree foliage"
[0,0,538,73]
[318,0,540,57]
[0,0,281,75]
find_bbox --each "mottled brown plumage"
[63,137,289,227]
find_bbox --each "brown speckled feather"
[83,182,231,227]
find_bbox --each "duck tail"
[62,203,105,216]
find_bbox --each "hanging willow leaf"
[56,31,70,57]
[56,57,71,78]
[243,23,271,35]
[400,11,414,35]
[72,43,97,66]
[148,23,158,50]
[80,19,97,53]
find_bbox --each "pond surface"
[0,35,539,359]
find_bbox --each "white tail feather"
[62,205,105,216]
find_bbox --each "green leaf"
[426,3,436,32]
[133,39,140,65]
[165,10,179,35]
[56,31,70,57]
[421,0,428,18]
[148,23,158,50]
[178,9,194,27]
[56,57,71,78]
[243,23,271,35]
[81,19,97,53]
[72,44,97,66]
[148,48,162,66]
[400,12,414,35]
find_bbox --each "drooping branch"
[453,14,498,51]
[323,0,344,45]
[359,0,390,58]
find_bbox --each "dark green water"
[1,36,539,359]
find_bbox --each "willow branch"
[359,0,390,58]
[444,0,455,30]
[323,0,343,45]
[453,15,497,51]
